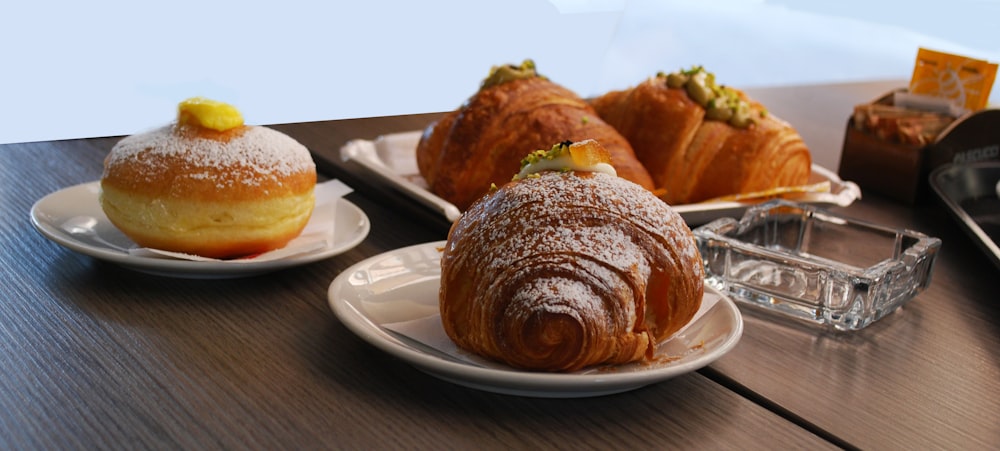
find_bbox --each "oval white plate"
[328,241,743,398]
[30,181,370,278]
[340,130,861,225]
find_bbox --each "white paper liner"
[383,290,722,371]
[128,179,353,263]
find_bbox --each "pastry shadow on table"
[43,250,320,321]
[305,322,780,448]
[309,331,760,447]
[308,316,747,417]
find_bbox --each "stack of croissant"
[416,61,812,208]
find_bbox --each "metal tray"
[929,162,1000,271]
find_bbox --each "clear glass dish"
[692,200,941,331]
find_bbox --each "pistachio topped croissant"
[416,59,654,211]
[439,140,703,372]
[591,66,812,205]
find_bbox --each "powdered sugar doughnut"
[99,120,316,259]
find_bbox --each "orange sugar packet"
[909,47,998,112]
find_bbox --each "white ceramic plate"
[30,181,370,278]
[327,241,743,398]
[340,130,862,225]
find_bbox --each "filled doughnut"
[99,97,317,259]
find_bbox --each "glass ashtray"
[692,200,941,331]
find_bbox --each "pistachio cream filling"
[480,59,544,90]
[659,66,767,128]
[514,140,617,180]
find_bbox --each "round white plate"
[328,241,743,398]
[30,181,370,278]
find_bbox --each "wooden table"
[2,80,997,450]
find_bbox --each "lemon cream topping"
[514,140,617,180]
[177,97,244,132]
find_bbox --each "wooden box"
[839,90,1000,204]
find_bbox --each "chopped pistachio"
[661,65,759,129]
[513,140,617,181]
[666,72,688,88]
[481,59,541,90]
[519,141,572,169]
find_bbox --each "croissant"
[416,60,654,211]
[439,140,703,372]
[591,67,812,205]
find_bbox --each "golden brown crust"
[591,77,811,204]
[682,111,812,202]
[440,171,703,372]
[101,125,315,202]
[417,77,654,211]
[100,123,317,258]
[590,82,704,195]
[415,114,454,191]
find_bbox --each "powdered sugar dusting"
[441,170,703,370]
[107,124,314,185]
[469,172,700,274]
[512,276,601,319]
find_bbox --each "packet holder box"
[838,89,1000,204]
[692,200,941,332]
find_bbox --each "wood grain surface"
[2,80,997,449]
[3,130,833,449]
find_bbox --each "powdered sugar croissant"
[439,140,703,372]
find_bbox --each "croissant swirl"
[416,60,654,211]
[592,68,811,205]
[439,151,703,372]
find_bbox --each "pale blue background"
[1,0,995,144]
